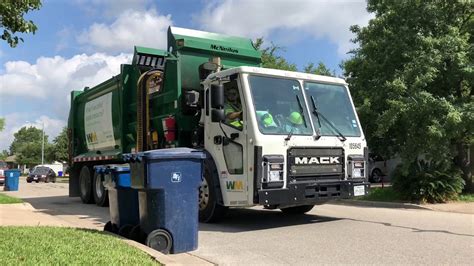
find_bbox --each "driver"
[224,87,243,128]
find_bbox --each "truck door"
[205,77,249,206]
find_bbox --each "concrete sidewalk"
[0,201,213,266]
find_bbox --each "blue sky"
[0,0,372,150]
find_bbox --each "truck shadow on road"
[199,208,341,233]
[20,194,341,233]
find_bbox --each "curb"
[103,232,214,266]
[329,199,432,210]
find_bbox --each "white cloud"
[78,9,173,53]
[0,52,131,101]
[0,113,65,151]
[0,52,132,149]
[0,52,132,144]
[195,0,373,55]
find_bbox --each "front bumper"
[258,180,370,207]
[27,176,46,182]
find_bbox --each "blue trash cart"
[95,165,139,237]
[124,148,205,254]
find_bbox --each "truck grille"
[287,147,344,181]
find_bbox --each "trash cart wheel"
[93,172,109,207]
[199,160,228,223]
[79,166,94,204]
[104,221,118,233]
[130,225,146,244]
[118,224,133,238]
[146,229,172,254]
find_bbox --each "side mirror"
[183,90,200,108]
[211,109,225,122]
[211,84,224,108]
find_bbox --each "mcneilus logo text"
[210,44,239,54]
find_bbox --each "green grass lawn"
[458,193,474,202]
[358,187,402,202]
[0,227,159,265]
[358,187,474,203]
[0,193,23,204]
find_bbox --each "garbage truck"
[68,26,370,222]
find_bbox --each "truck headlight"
[268,163,283,182]
[262,155,284,188]
[352,161,365,178]
[347,155,366,179]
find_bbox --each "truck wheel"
[79,166,94,204]
[93,172,109,207]
[146,229,172,254]
[280,205,314,214]
[370,169,382,183]
[199,160,227,223]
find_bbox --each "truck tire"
[199,160,227,223]
[280,205,314,214]
[93,172,109,207]
[79,166,94,204]
[370,169,383,183]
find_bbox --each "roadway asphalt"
[3,178,474,265]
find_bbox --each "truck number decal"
[349,143,361,150]
[84,93,116,150]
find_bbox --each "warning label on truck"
[84,93,116,151]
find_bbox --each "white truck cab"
[200,66,369,221]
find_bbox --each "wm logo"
[226,181,244,191]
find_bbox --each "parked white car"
[368,153,388,183]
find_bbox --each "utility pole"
[41,121,44,165]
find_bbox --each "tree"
[0,150,8,161]
[0,117,4,132]
[344,1,473,191]
[253,38,335,76]
[0,0,42,47]
[304,62,336,77]
[253,38,298,71]
[51,127,68,162]
[10,126,49,166]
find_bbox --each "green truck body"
[68,27,261,161]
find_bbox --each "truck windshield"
[248,75,312,135]
[303,82,361,137]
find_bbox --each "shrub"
[392,160,465,203]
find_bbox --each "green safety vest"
[224,102,243,128]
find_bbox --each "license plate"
[34,177,38,180]
[354,185,365,196]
